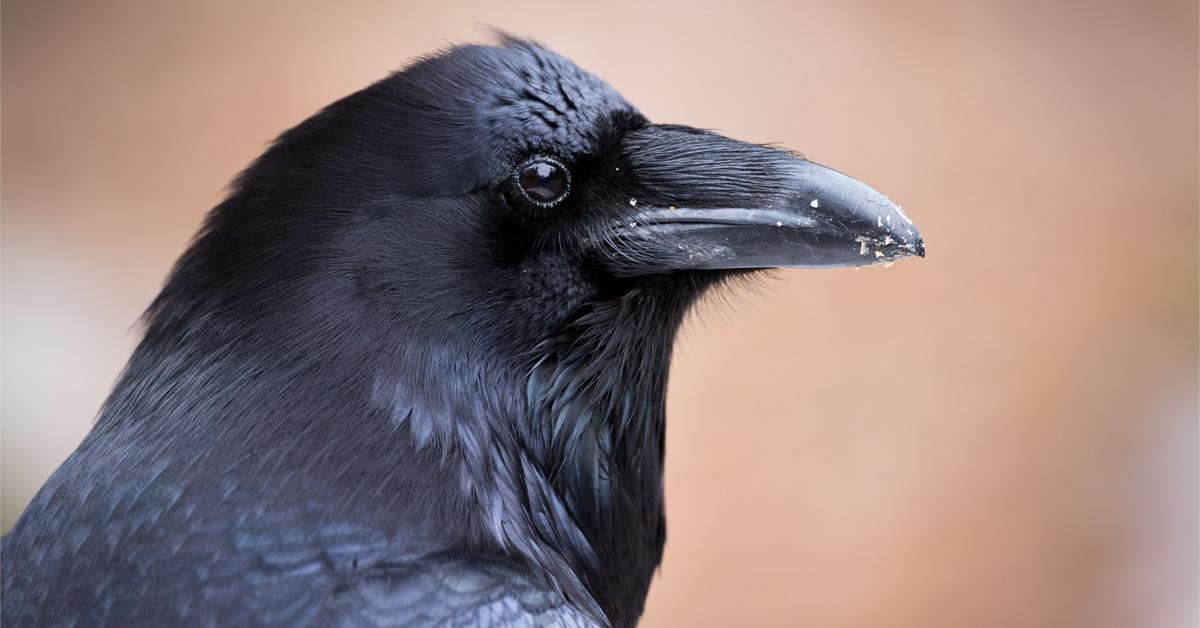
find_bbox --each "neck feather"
[523,279,701,625]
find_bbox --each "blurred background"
[2,0,1196,626]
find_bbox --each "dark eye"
[516,157,570,207]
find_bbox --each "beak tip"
[882,203,923,260]
[910,234,926,258]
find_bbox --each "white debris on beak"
[810,199,820,208]
[629,198,638,207]
[855,236,871,256]
[854,233,920,266]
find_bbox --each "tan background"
[2,1,1197,626]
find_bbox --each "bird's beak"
[600,125,923,274]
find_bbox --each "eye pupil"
[518,160,568,205]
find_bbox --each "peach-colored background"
[2,1,1196,626]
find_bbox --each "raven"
[2,38,923,627]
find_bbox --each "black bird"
[2,38,923,627]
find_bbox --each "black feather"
[2,39,745,627]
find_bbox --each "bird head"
[160,38,922,364]
[129,38,926,627]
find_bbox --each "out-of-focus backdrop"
[2,1,1196,626]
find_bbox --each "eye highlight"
[515,157,571,208]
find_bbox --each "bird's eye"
[516,157,571,208]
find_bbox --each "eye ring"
[512,155,571,209]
